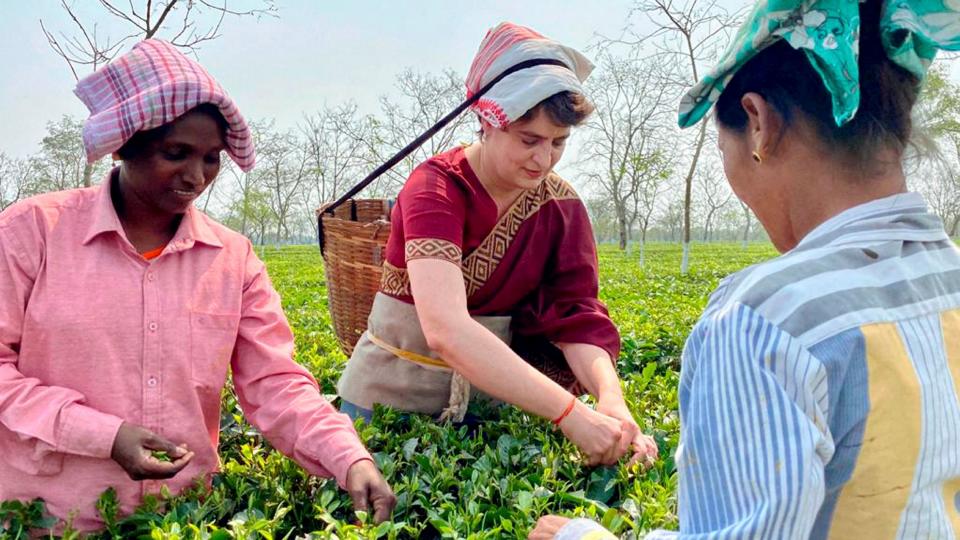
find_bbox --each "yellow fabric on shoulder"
[939,309,960,536]
[829,322,921,539]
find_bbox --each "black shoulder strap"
[323,58,567,216]
[318,57,567,254]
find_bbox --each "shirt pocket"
[189,311,239,388]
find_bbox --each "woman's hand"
[110,422,194,480]
[558,401,627,466]
[597,397,659,468]
[528,515,570,539]
[345,459,396,524]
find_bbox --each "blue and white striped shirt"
[647,192,960,539]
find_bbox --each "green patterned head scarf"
[678,0,960,128]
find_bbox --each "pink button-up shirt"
[0,175,371,531]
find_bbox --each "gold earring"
[752,151,763,164]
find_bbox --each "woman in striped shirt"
[536,0,960,538]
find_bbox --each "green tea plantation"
[1,243,777,540]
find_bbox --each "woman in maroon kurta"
[337,22,657,467]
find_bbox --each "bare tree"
[913,66,960,146]
[196,125,269,239]
[694,168,733,242]
[41,0,278,75]
[656,199,685,242]
[219,69,475,243]
[917,155,960,236]
[223,182,273,245]
[226,163,255,237]
[910,65,960,233]
[254,126,309,244]
[28,116,110,195]
[301,103,372,216]
[246,188,274,245]
[630,151,671,265]
[738,199,753,247]
[0,154,32,211]
[585,195,620,244]
[190,157,235,218]
[344,69,473,197]
[580,51,672,252]
[40,1,277,187]
[624,0,739,273]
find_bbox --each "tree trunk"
[741,208,751,248]
[240,196,248,237]
[202,179,215,213]
[618,207,628,251]
[82,162,93,187]
[639,227,648,267]
[681,120,708,275]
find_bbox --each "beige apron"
[336,292,511,421]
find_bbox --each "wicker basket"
[317,199,393,356]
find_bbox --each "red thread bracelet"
[552,396,577,426]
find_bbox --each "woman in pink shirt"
[0,39,394,532]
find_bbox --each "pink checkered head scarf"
[465,22,593,129]
[74,39,255,172]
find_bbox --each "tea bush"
[1,243,776,539]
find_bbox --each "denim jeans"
[339,399,374,423]
[339,399,486,430]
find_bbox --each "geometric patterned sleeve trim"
[404,238,463,265]
[380,261,412,297]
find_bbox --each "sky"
[1,1,657,158]
[4,1,956,166]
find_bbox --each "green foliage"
[0,499,57,539]
[1,243,775,540]
[918,66,960,140]
[26,115,108,193]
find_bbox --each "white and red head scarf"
[465,22,593,129]
[74,39,255,171]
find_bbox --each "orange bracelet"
[552,396,577,426]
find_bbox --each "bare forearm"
[557,342,623,401]
[407,258,573,421]
[433,319,573,421]
[407,259,632,462]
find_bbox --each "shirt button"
[148,322,158,332]
[147,377,157,387]
[146,272,156,281]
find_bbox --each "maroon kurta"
[379,146,620,362]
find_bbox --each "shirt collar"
[794,192,945,251]
[81,170,126,246]
[82,168,223,249]
[177,205,224,249]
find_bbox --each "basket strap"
[318,58,567,255]
[321,58,567,216]
[318,57,566,255]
